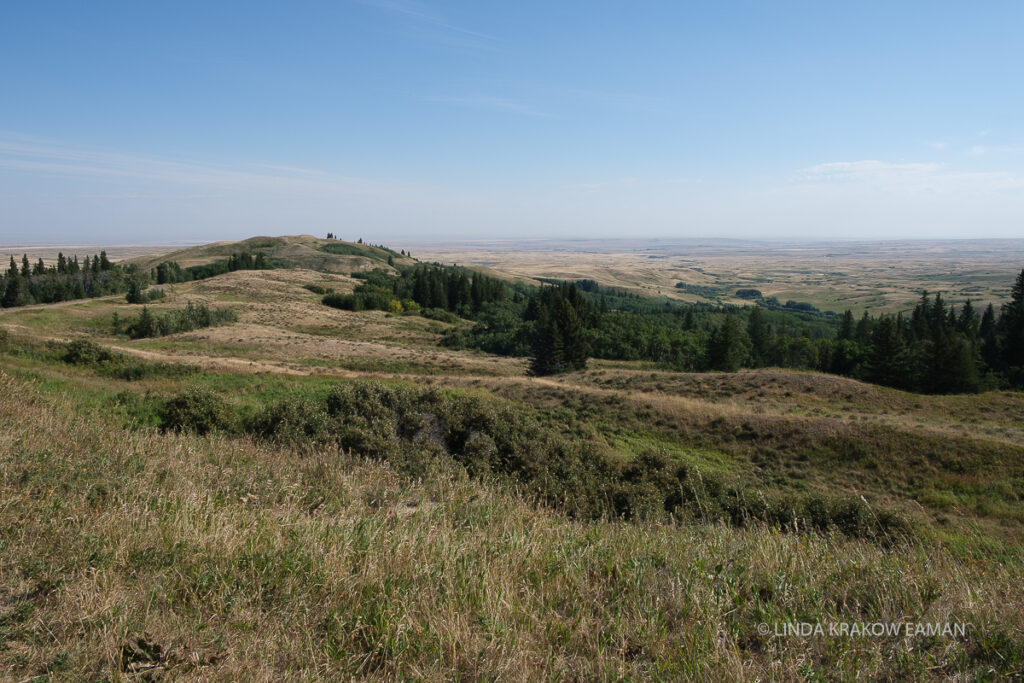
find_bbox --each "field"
[411,238,1024,314]
[2,239,1024,680]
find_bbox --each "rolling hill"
[126,234,415,275]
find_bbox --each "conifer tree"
[747,305,768,367]
[865,315,908,388]
[707,314,749,371]
[838,310,855,340]
[998,269,1024,380]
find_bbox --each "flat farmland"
[410,238,1024,314]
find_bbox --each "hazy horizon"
[3,2,1023,244]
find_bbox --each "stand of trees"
[440,268,1024,392]
[322,265,505,315]
[0,251,126,308]
[152,252,274,284]
[118,302,238,339]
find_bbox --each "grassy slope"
[125,234,415,275]
[2,267,1024,679]
[2,372,1022,681]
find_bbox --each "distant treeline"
[0,251,125,308]
[152,252,276,284]
[435,266,1024,392]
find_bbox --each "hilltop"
[126,234,416,275]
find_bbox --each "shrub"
[63,339,115,365]
[421,308,460,323]
[247,399,334,444]
[159,387,232,435]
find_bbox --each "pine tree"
[865,316,909,388]
[958,300,979,338]
[855,311,872,345]
[838,310,855,340]
[707,315,749,372]
[998,269,1024,383]
[559,297,587,371]
[980,303,1000,372]
[530,304,562,375]
[747,306,768,366]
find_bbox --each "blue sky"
[2,1,1023,244]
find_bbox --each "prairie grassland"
[3,266,1024,679]
[412,238,1024,313]
[2,371,1023,681]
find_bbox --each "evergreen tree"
[707,315,749,371]
[958,300,979,338]
[980,303,1000,372]
[998,269,1024,382]
[855,311,872,344]
[838,310,855,340]
[864,316,909,388]
[747,305,768,366]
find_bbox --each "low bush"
[421,308,460,323]
[63,339,115,365]
[159,386,233,435]
[231,379,911,541]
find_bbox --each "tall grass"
[1,369,1022,680]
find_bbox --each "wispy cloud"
[798,159,1024,194]
[0,135,400,196]
[359,0,497,49]
[427,95,544,116]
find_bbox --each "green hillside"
[127,234,415,275]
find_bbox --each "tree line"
[0,251,124,308]
[152,252,274,284]
[440,267,1024,393]
[322,265,505,315]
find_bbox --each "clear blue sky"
[2,1,1023,244]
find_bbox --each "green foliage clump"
[52,339,193,381]
[159,387,232,435]
[302,284,334,295]
[153,252,276,284]
[125,277,165,304]
[230,379,911,541]
[420,308,460,323]
[63,339,116,365]
[122,302,238,339]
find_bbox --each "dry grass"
[2,370,1022,680]
[412,238,1024,312]
[3,260,1024,679]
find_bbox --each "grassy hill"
[127,234,415,275]
[2,255,1023,679]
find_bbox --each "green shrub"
[248,398,334,444]
[159,387,232,435]
[63,339,115,365]
[421,308,460,323]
